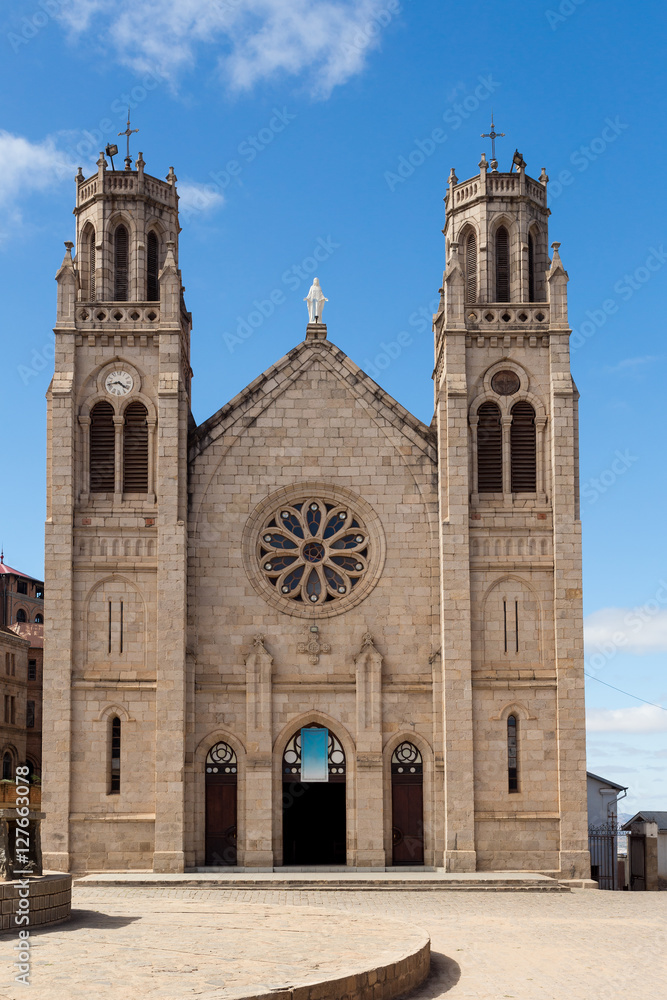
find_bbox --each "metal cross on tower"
[481,113,505,170]
[118,109,139,170]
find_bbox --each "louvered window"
[510,401,536,492]
[528,232,535,302]
[114,224,129,301]
[465,231,477,303]
[90,401,115,493]
[477,402,502,492]
[495,225,510,302]
[89,230,96,300]
[123,401,149,493]
[110,716,121,793]
[147,230,159,301]
[507,715,518,792]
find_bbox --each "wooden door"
[630,835,645,890]
[205,774,237,866]
[392,776,424,865]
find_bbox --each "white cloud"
[0,129,225,244]
[584,603,667,655]
[587,705,667,734]
[177,181,225,218]
[0,131,74,208]
[0,131,78,244]
[56,0,398,97]
[604,355,663,374]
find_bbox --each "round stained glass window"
[244,486,385,618]
[257,497,369,608]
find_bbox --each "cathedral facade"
[42,148,589,877]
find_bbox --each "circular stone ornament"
[490,369,521,395]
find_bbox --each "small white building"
[587,771,627,827]
[586,771,627,890]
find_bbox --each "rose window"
[257,498,369,607]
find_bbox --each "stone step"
[75,871,571,892]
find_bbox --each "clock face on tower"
[104,370,134,396]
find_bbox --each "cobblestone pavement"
[2,886,667,1000]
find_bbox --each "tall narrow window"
[110,716,121,793]
[15,610,27,623]
[528,232,535,302]
[114,224,129,301]
[123,401,149,493]
[477,402,502,492]
[26,701,35,729]
[495,225,510,302]
[28,660,36,681]
[2,753,11,780]
[507,715,519,792]
[510,401,537,492]
[90,401,115,492]
[4,653,9,675]
[89,230,96,300]
[465,230,477,303]
[147,230,159,301]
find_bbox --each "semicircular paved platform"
[2,897,430,1000]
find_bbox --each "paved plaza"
[1,885,666,999]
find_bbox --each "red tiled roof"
[0,560,43,583]
[8,622,44,648]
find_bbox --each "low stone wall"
[0,874,72,932]
[242,938,431,1000]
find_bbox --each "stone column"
[354,633,384,867]
[244,636,274,868]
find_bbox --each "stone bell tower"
[433,150,589,877]
[43,149,192,873]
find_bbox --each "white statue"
[304,278,328,323]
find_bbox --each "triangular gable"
[189,336,436,463]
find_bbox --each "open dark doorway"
[282,725,347,866]
[283,781,346,865]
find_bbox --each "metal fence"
[588,824,623,890]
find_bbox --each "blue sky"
[0,0,665,811]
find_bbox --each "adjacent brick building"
[42,148,589,877]
[0,557,44,781]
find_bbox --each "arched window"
[391,742,424,865]
[90,401,115,493]
[528,232,535,302]
[464,230,477,303]
[114,224,129,301]
[507,715,519,792]
[2,752,12,781]
[122,401,148,493]
[146,230,159,301]
[510,401,536,492]
[495,225,510,302]
[34,614,43,624]
[81,224,96,300]
[477,402,502,493]
[109,716,121,793]
[15,610,27,623]
[89,229,96,299]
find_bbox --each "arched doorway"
[391,742,424,865]
[205,742,238,866]
[282,724,346,866]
